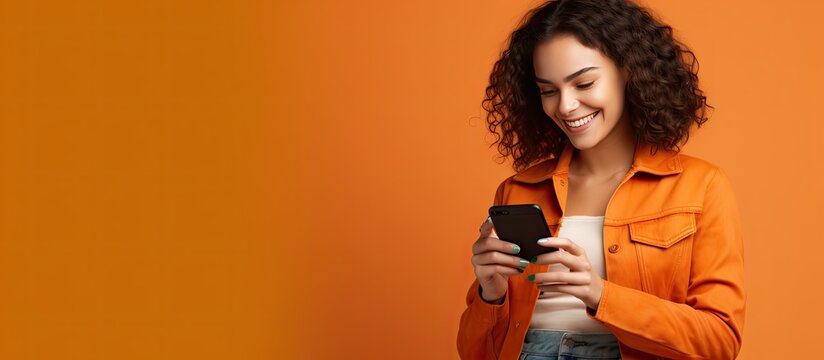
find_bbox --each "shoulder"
[673,152,738,205]
[676,152,721,174]
[674,152,730,187]
[629,150,734,214]
[489,157,559,205]
[509,157,560,185]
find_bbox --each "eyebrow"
[535,66,599,84]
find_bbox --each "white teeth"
[564,111,597,128]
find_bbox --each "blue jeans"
[518,329,621,360]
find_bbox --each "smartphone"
[488,204,558,261]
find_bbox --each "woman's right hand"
[471,217,529,304]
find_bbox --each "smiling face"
[533,34,631,151]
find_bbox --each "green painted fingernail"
[537,238,549,244]
[527,274,535,281]
[519,259,528,269]
[512,245,521,253]
[530,256,537,263]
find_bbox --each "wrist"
[586,278,605,310]
[479,285,505,305]
[587,279,604,314]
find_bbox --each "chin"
[568,136,601,151]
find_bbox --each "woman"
[457,0,745,359]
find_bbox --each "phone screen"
[488,204,558,262]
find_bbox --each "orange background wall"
[0,0,820,359]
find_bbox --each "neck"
[569,114,637,178]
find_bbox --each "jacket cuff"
[470,282,510,325]
[586,279,610,319]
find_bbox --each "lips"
[563,111,599,128]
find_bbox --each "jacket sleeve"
[457,179,513,359]
[586,167,746,359]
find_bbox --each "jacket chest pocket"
[627,211,696,299]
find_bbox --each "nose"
[557,90,579,117]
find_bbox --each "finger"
[472,251,529,270]
[533,250,591,272]
[472,235,520,256]
[479,216,500,239]
[528,271,589,285]
[537,283,583,297]
[479,216,493,235]
[477,264,524,278]
[538,237,585,256]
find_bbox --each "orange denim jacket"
[457,141,746,359]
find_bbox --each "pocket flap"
[628,212,696,248]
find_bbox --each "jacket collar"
[511,140,682,184]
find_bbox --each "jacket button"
[608,244,620,253]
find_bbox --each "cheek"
[587,86,611,107]
[590,84,625,118]
[541,98,559,120]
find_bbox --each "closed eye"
[577,81,595,89]
[540,81,595,96]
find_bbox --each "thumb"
[480,216,498,238]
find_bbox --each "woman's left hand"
[529,237,604,311]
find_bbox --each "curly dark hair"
[483,0,711,171]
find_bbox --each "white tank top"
[529,215,610,333]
